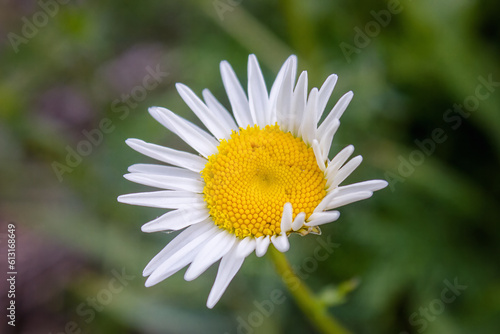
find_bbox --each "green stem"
[268,247,351,334]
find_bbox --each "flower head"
[118,54,387,308]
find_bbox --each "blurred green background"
[1,0,499,333]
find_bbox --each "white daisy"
[118,54,387,308]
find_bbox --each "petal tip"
[125,138,141,147]
[144,277,156,288]
[206,298,216,309]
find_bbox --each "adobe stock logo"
[384,74,499,191]
[225,236,340,334]
[400,277,467,334]
[8,0,71,53]
[212,0,243,21]
[52,64,168,182]
[339,0,411,63]
[48,268,135,334]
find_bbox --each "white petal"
[305,211,340,226]
[235,237,256,258]
[145,225,219,286]
[271,234,289,252]
[275,59,295,132]
[326,191,374,210]
[269,55,297,124]
[255,236,271,257]
[330,145,355,167]
[202,89,238,131]
[325,145,355,188]
[145,247,201,287]
[143,223,213,276]
[280,202,293,232]
[127,164,201,178]
[329,155,363,190]
[149,106,219,158]
[316,74,338,122]
[184,230,236,281]
[141,208,209,232]
[291,212,306,231]
[330,90,353,120]
[318,118,340,160]
[247,54,269,127]
[312,139,326,172]
[313,191,338,213]
[117,190,204,209]
[289,71,308,136]
[336,180,388,197]
[289,57,297,88]
[220,60,252,128]
[125,139,206,172]
[318,91,353,137]
[270,56,297,103]
[206,249,245,309]
[298,87,318,145]
[176,83,231,140]
[124,173,203,193]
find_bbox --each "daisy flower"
[118,54,387,308]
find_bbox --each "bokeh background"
[1,0,499,333]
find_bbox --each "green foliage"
[1,0,499,333]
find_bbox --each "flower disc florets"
[202,124,327,239]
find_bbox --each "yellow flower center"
[202,125,327,239]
